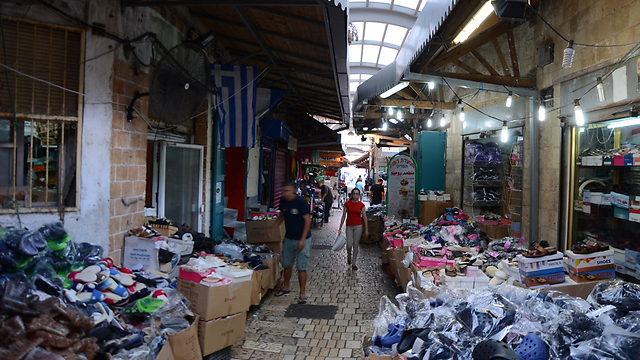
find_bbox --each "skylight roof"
[348,0,425,95]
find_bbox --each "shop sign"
[318,151,344,167]
[288,136,297,151]
[387,153,417,218]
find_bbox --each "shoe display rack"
[569,119,640,283]
[461,129,524,238]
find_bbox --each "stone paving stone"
[231,212,401,357]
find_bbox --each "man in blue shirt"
[268,181,312,304]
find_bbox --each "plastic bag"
[332,234,346,252]
[589,280,640,315]
[213,242,243,260]
[373,296,408,338]
[77,242,103,266]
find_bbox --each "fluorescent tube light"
[574,100,584,126]
[607,118,640,129]
[539,104,545,121]
[452,2,494,44]
[389,118,399,124]
[380,82,410,98]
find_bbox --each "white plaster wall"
[0,0,115,253]
[246,145,261,198]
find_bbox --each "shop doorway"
[152,142,204,232]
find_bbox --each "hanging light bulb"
[574,99,584,126]
[397,110,403,121]
[562,40,575,69]
[506,92,513,108]
[428,82,435,90]
[596,77,606,102]
[382,121,388,131]
[457,99,464,108]
[409,104,415,114]
[463,121,467,130]
[460,111,465,122]
[427,118,432,128]
[538,103,546,121]
[501,121,508,143]
[388,107,394,116]
[440,114,446,127]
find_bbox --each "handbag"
[332,234,346,252]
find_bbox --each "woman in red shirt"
[338,188,368,270]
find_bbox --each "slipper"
[274,289,290,297]
[514,333,548,360]
[101,268,135,287]
[101,291,127,305]
[96,278,129,298]
[298,297,307,305]
[68,270,99,284]
[76,289,107,303]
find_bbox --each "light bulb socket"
[457,99,463,108]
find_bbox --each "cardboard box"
[176,278,252,321]
[513,279,602,300]
[569,268,615,283]
[419,201,452,225]
[259,254,280,289]
[123,236,159,271]
[516,253,564,272]
[251,268,271,306]
[166,316,202,360]
[519,267,565,287]
[246,219,285,244]
[362,336,393,360]
[264,241,283,255]
[198,312,246,356]
[566,249,614,270]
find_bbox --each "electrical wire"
[529,4,640,48]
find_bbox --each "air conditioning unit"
[492,0,528,22]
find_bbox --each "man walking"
[370,179,385,205]
[268,181,312,304]
[320,182,333,223]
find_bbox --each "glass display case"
[569,117,640,255]
[462,128,524,238]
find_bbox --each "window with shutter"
[0,17,83,211]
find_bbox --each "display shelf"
[464,202,502,207]
[464,163,504,168]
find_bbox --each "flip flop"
[76,289,107,303]
[298,297,307,305]
[96,278,129,298]
[274,289,290,297]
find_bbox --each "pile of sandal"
[365,280,640,360]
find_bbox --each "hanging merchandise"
[387,153,418,219]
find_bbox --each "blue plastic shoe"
[514,333,548,360]
[373,323,405,348]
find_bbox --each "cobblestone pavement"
[230,205,401,360]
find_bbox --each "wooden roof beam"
[506,30,520,77]
[431,72,533,88]
[409,82,428,101]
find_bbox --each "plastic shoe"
[514,333,548,360]
[373,323,404,348]
[472,340,520,360]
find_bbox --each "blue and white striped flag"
[210,65,258,148]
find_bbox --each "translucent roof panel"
[349,44,362,64]
[364,22,387,42]
[393,0,421,10]
[378,47,398,66]
[362,44,380,65]
[348,0,426,95]
[384,25,408,46]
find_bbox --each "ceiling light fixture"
[382,121,388,131]
[574,99,584,126]
[607,118,640,129]
[410,104,415,114]
[380,82,410,98]
[440,114,446,127]
[596,77,606,102]
[506,92,513,108]
[363,127,369,131]
[562,40,575,69]
[389,118,399,124]
[388,107,394,116]
[427,118,432,128]
[539,103,545,122]
[457,99,464,108]
[428,82,435,90]
[452,1,495,44]
[404,134,412,141]
[501,121,508,143]
[397,110,403,120]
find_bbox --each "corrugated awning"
[352,0,459,112]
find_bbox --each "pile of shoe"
[366,279,640,360]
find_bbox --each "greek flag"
[210,65,258,148]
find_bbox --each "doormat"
[312,245,333,250]
[284,304,338,319]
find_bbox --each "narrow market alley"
[231,206,400,360]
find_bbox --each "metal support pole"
[528,98,539,245]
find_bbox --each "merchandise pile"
[0,222,280,360]
[365,280,640,360]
